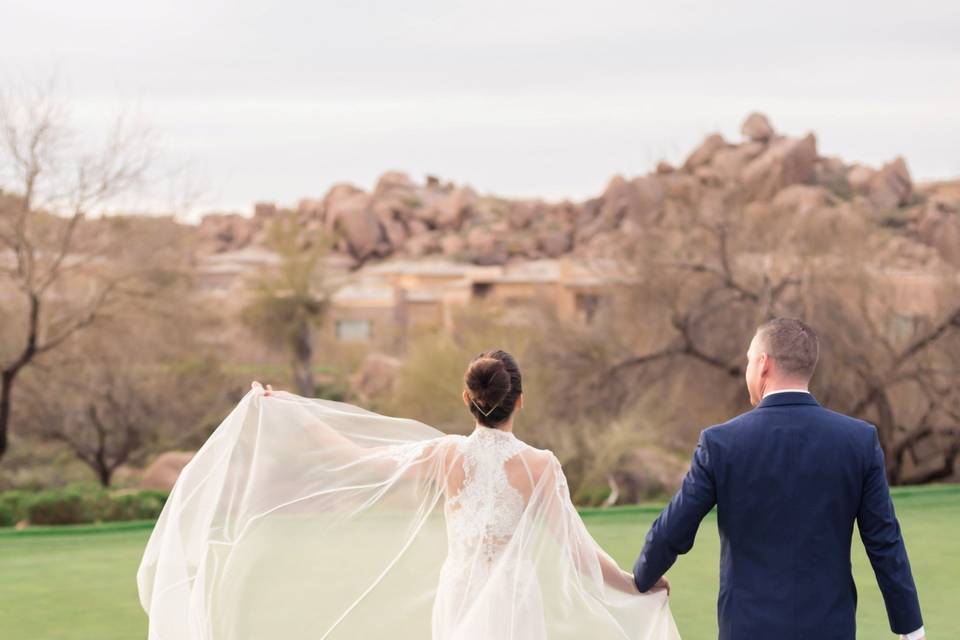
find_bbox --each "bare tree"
[537,192,811,425]
[811,269,960,484]
[553,184,960,485]
[0,78,153,461]
[17,266,230,487]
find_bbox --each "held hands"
[251,381,275,396]
[649,576,671,596]
[629,572,671,596]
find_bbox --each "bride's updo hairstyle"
[464,350,522,428]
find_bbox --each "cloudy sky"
[2,1,958,219]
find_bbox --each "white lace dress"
[433,427,546,639]
[137,389,681,640]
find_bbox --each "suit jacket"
[633,392,923,639]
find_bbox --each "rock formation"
[190,113,960,270]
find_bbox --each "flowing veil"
[136,385,680,639]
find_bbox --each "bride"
[137,349,680,639]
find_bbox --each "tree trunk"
[96,462,113,488]
[0,369,17,461]
[291,318,315,397]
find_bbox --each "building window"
[472,282,493,298]
[336,319,372,341]
[575,292,602,323]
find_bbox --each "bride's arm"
[253,381,441,477]
[541,453,669,596]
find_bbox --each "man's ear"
[462,389,470,406]
[760,353,772,378]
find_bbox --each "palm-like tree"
[241,213,333,396]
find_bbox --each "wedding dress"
[137,386,680,639]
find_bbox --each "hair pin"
[471,398,499,417]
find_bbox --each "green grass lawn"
[1,485,957,639]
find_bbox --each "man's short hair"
[755,317,819,380]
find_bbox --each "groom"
[633,318,924,639]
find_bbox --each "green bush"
[26,488,97,525]
[0,487,169,527]
[0,489,31,524]
[0,502,15,527]
[99,491,168,522]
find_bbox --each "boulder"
[917,199,960,264]
[372,200,409,248]
[507,201,539,230]
[537,229,573,257]
[195,213,255,253]
[372,171,416,200]
[741,112,775,142]
[813,157,849,194]
[140,451,195,492]
[418,186,475,231]
[694,165,723,187]
[772,185,835,215]
[628,176,666,219]
[741,133,818,200]
[847,165,876,194]
[406,218,431,237]
[466,226,507,265]
[324,190,384,261]
[323,183,365,209]
[655,161,675,174]
[506,232,540,258]
[253,202,277,220]
[586,175,664,235]
[350,352,401,400]
[380,218,407,250]
[404,231,441,257]
[683,133,727,170]
[440,233,466,256]
[710,142,765,179]
[444,186,477,229]
[297,198,325,219]
[574,198,603,234]
[868,157,912,209]
[660,173,702,203]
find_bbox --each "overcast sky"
[3,1,959,220]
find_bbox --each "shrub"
[0,502,15,527]
[0,487,169,527]
[0,490,31,524]
[26,488,98,525]
[99,491,168,521]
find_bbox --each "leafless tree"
[811,268,960,484]
[0,78,153,460]
[550,184,959,485]
[17,274,231,487]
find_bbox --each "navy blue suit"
[633,392,923,639]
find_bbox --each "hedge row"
[0,485,169,527]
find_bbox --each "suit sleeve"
[856,425,923,634]
[633,429,717,592]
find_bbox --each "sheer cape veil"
[136,386,680,639]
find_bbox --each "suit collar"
[757,391,820,409]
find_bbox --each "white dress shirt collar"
[761,388,811,398]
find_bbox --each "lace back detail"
[445,427,527,565]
